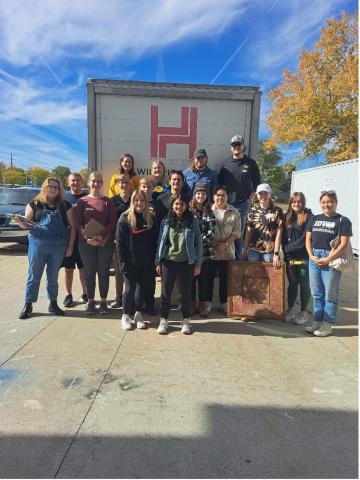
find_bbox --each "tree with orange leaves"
[266,11,358,163]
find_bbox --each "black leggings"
[160,259,194,319]
[191,260,212,302]
[206,260,228,304]
[123,264,155,315]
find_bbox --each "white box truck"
[291,159,358,254]
[87,79,261,189]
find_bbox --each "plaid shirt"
[192,208,216,261]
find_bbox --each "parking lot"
[0,241,358,478]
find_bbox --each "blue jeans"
[309,249,342,325]
[25,236,67,303]
[231,200,251,260]
[248,249,274,262]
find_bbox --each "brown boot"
[198,301,208,318]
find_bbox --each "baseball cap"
[256,183,272,194]
[230,135,245,144]
[194,148,207,158]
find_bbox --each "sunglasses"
[321,190,336,195]
[231,142,243,147]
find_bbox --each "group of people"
[15,134,352,338]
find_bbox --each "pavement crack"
[53,332,128,478]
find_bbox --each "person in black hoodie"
[116,189,158,331]
[282,192,313,325]
[110,173,132,308]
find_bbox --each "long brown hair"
[285,192,309,227]
[35,177,65,205]
[119,154,136,177]
[189,191,212,214]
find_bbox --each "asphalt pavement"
[0,242,358,479]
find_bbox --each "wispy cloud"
[0,0,242,66]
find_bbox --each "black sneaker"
[81,293,88,303]
[63,294,73,308]
[48,301,65,316]
[99,301,109,315]
[110,297,122,308]
[19,303,33,320]
[85,300,96,315]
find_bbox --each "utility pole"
[10,152,13,168]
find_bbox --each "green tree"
[79,167,89,185]
[266,11,358,162]
[51,166,71,188]
[0,161,6,182]
[26,166,51,186]
[4,167,26,185]
[257,141,294,193]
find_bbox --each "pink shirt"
[75,195,117,239]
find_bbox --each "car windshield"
[0,189,39,206]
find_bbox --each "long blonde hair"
[151,159,168,185]
[125,189,153,229]
[35,177,65,204]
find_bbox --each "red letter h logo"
[150,105,198,159]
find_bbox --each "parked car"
[0,187,40,243]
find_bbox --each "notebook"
[83,218,105,238]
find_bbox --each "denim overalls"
[25,206,69,303]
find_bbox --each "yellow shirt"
[108,174,140,197]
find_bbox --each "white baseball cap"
[256,183,272,194]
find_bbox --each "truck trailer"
[291,159,358,254]
[87,79,261,189]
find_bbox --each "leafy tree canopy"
[266,11,358,163]
[26,166,50,186]
[51,166,71,188]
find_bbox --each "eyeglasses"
[231,142,243,147]
[118,180,130,184]
[47,184,59,190]
[321,190,336,195]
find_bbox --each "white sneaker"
[157,317,168,334]
[285,307,296,322]
[314,321,333,337]
[205,301,212,313]
[305,321,321,334]
[121,314,133,331]
[294,310,311,325]
[220,302,228,315]
[181,318,191,334]
[134,312,146,329]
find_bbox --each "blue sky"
[0,0,356,172]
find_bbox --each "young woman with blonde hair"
[151,159,170,199]
[75,172,117,315]
[17,177,76,319]
[116,189,158,330]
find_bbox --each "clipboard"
[83,218,105,238]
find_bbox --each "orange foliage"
[266,12,358,163]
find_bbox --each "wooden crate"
[227,261,285,321]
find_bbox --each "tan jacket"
[212,204,241,260]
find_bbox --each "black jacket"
[282,208,314,261]
[218,155,261,203]
[116,212,158,272]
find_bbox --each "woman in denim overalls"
[15,178,76,319]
